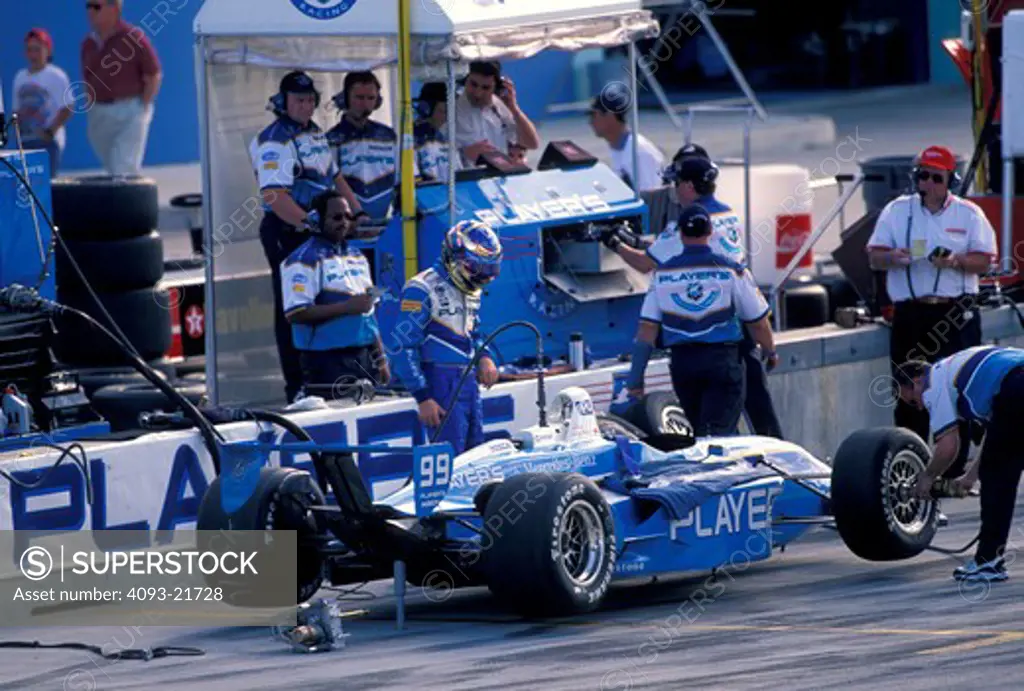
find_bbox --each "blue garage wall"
[2,1,201,172]
[2,3,573,174]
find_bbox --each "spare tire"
[51,176,158,240]
[783,282,830,329]
[831,427,940,561]
[75,366,170,398]
[621,391,694,439]
[54,287,173,366]
[56,231,164,292]
[90,381,207,431]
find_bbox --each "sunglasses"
[86,2,103,11]
[916,170,946,184]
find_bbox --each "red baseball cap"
[916,145,957,172]
[25,28,54,56]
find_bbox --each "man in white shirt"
[588,84,665,193]
[11,28,72,177]
[454,61,540,168]
[867,144,997,475]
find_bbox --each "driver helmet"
[441,220,503,294]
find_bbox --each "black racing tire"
[54,287,173,366]
[483,473,616,617]
[196,468,326,607]
[56,231,164,292]
[75,366,170,398]
[622,391,694,438]
[596,412,647,441]
[90,381,207,431]
[783,282,830,329]
[51,175,159,241]
[831,427,940,561]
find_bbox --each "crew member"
[282,190,388,396]
[588,84,665,193]
[390,221,503,455]
[327,71,398,222]
[413,82,460,182]
[897,345,1024,583]
[606,145,784,439]
[867,144,997,475]
[625,205,778,437]
[454,61,540,167]
[249,70,361,403]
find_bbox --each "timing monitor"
[454,149,532,182]
[537,140,599,171]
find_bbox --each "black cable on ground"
[0,641,204,661]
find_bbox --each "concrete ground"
[1,493,1022,690]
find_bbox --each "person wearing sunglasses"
[281,190,388,401]
[866,144,998,478]
[80,0,161,176]
[389,220,503,456]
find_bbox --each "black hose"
[430,320,547,444]
[244,409,328,495]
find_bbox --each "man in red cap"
[11,28,72,176]
[867,144,998,477]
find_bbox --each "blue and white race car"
[198,387,947,617]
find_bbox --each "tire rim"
[885,449,934,534]
[558,500,607,588]
[661,407,692,436]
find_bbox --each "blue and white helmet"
[442,220,503,294]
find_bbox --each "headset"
[456,61,507,97]
[909,165,962,193]
[268,73,322,118]
[331,72,384,112]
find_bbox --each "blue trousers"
[421,363,483,457]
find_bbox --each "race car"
[197,385,946,618]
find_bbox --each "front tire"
[483,473,616,617]
[831,427,940,561]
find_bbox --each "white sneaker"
[953,557,1009,582]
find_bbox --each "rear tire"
[831,427,940,561]
[622,391,693,438]
[483,473,616,617]
[196,468,326,606]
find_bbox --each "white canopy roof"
[194,0,659,71]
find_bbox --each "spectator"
[413,82,461,182]
[454,61,540,167]
[81,0,162,176]
[588,84,665,193]
[327,72,398,222]
[11,28,72,177]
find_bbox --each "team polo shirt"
[866,193,998,301]
[281,236,379,351]
[640,245,769,346]
[922,345,1024,438]
[647,196,745,266]
[327,118,399,221]
[414,119,460,182]
[249,117,338,212]
[609,130,666,193]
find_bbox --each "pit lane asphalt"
[3,492,1023,691]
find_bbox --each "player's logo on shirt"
[672,282,721,312]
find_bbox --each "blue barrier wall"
[2,3,573,173]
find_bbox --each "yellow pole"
[398,0,418,280]
[971,0,988,192]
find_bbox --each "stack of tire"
[51,176,205,430]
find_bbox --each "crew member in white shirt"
[588,84,665,193]
[454,61,540,167]
[867,144,998,476]
[11,28,72,177]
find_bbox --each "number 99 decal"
[419,453,451,488]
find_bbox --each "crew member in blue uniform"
[413,82,460,183]
[897,345,1024,583]
[390,221,503,455]
[327,71,399,222]
[607,145,785,439]
[625,205,778,437]
[281,190,388,396]
[250,70,361,403]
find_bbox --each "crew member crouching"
[390,221,502,455]
[626,205,778,437]
[282,191,389,397]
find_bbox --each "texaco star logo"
[185,306,205,339]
